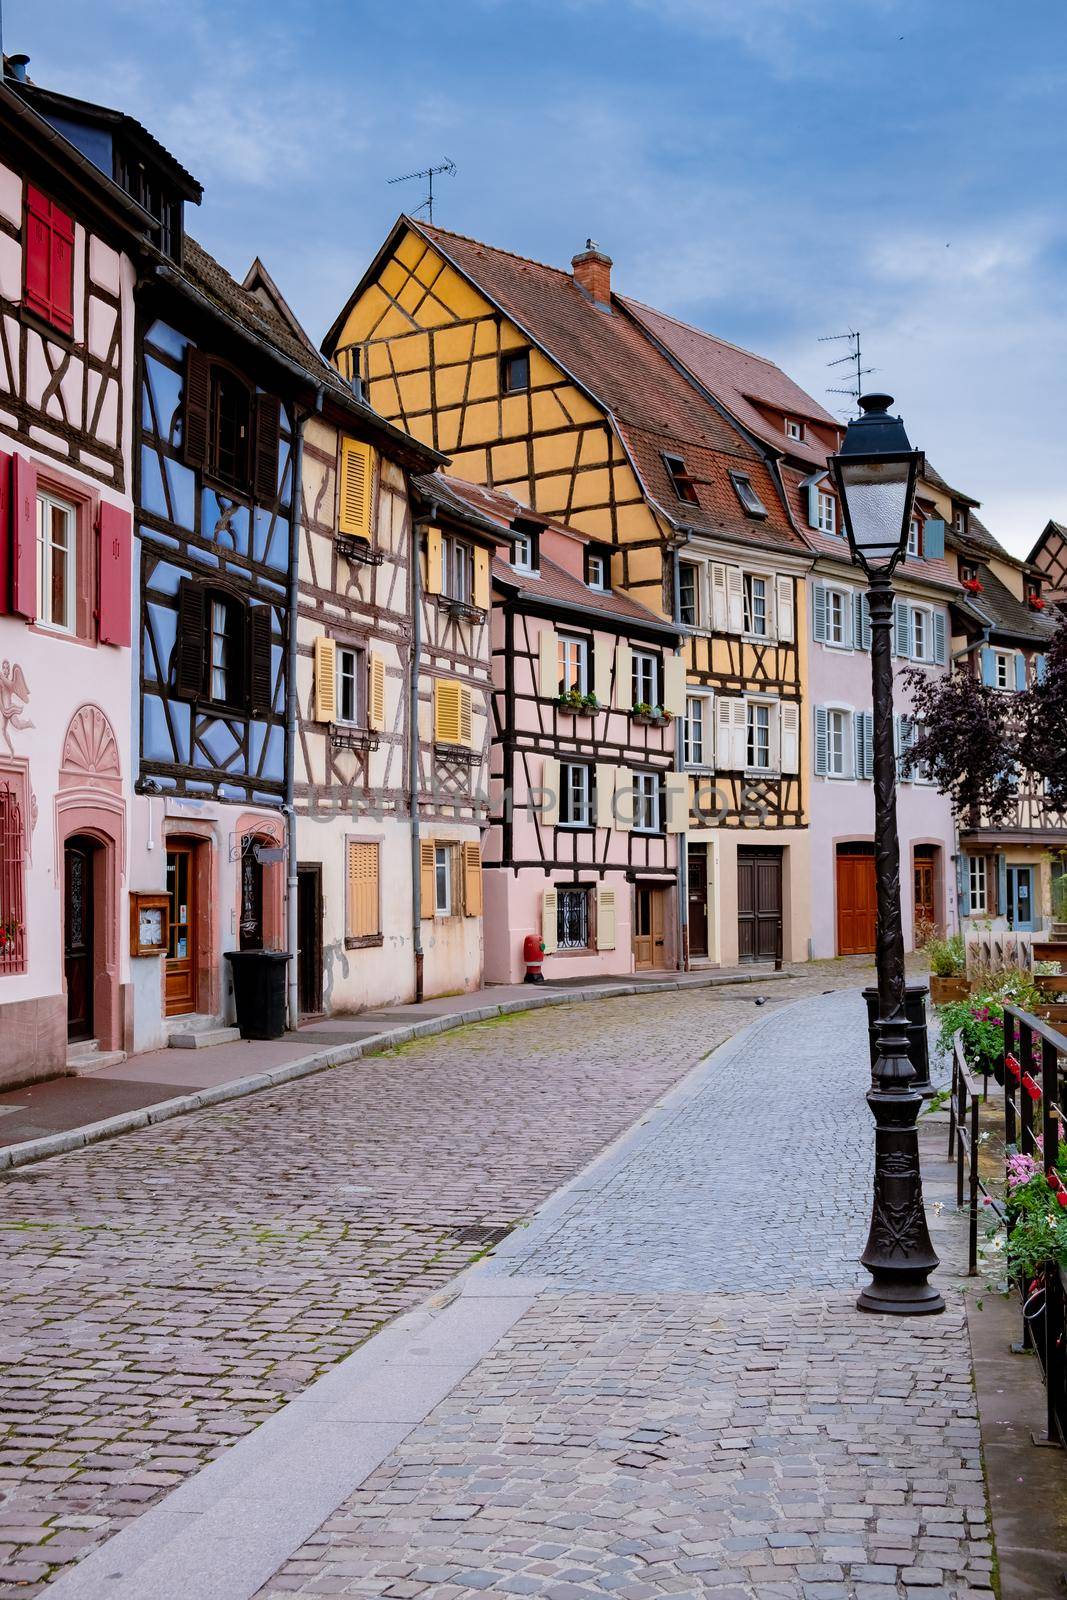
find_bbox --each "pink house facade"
[484,502,685,984]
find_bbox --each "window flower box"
[557,691,600,715]
[631,702,673,728]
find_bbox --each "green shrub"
[927,932,965,976]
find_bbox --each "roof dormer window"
[663,453,699,505]
[785,418,804,442]
[729,471,768,520]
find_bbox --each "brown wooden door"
[165,843,197,1016]
[837,850,878,955]
[687,846,708,959]
[633,887,667,970]
[737,849,782,962]
[64,839,94,1042]
[913,860,935,936]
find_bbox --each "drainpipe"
[284,392,320,1031]
[671,537,690,971]
[410,506,436,1003]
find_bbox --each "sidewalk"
[41,987,1018,1600]
[0,965,792,1168]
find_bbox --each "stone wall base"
[0,995,70,1090]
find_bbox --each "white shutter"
[539,755,560,826]
[726,568,745,634]
[710,564,728,631]
[539,626,559,697]
[596,886,616,951]
[716,698,735,770]
[769,702,782,771]
[665,771,689,834]
[662,654,686,717]
[732,699,748,769]
[615,641,633,712]
[595,763,616,829]
[780,703,799,774]
[593,639,612,706]
[775,575,794,642]
[814,705,828,776]
[541,888,558,954]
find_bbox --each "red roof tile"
[492,550,677,635]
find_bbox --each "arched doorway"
[64,835,98,1042]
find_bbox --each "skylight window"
[663,453,699,505]
[729,471,768,520]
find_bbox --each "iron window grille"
[557,887,590,950]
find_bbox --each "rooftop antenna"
[387,158,456,224]
[819,329,874,416]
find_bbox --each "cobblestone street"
[0,963,872,1595]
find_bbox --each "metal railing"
[947,1033,998,1276]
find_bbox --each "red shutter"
[11,456,36,621]
[97,501,132,647]
[23,186,74,333]
[0,453,10,615]
[49,207,74,335]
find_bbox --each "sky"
[11,0,1067,557]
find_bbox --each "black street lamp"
[829,394,944,1316]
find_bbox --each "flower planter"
[631,713,670,728]
[930,974,970,1005]
[1037,975,1067,996]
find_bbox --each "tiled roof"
[621,297,841,469]
[779,465,959,593]
[923,461,979,508]
[415,220,808,557]
[492,551,678,635]
[411,471,529,537]
[953,510,1016,565]
[962,562,1056,644]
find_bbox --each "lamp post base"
[857,1279,945,1316]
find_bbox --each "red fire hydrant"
[523,933,546,984]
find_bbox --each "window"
[211,368,251,488]
[346,841,381,941]
[557,887,590,950]
[746,702,771,770]
[586,548,608,590]
[513,530,536,572]
[632,772,661,833]
[434,845,453,915]
[632,649,659,708]
[967,855,988,915]
[953,507,966,534]
[501,350,530,394]
[960,563,977,584]
[678,561,701,627]
[208,595,244,705]
[995,652,1012,690]
[558,633,589,695]
[827,709,850,778]
[663,453,699,505]
[827,587,848,647]
[443,535,473,603]
[23,185,74,335]
[35,490,77,632]
[729,472,768,519]
[786,418,804,442]
[684,695,710,768]
[907,518,921,558]
[743,574,768,637]
[174,580,269,711]
[816,491,836,534]
[559,763,592,828]
[337,645,364,725]
[911,607,927,662]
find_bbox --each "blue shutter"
[997,853,1008,917]
[1037,652,1048,684]
[980,646,996,686]
[863,711,874,779]
[956,853,970,918]
[1014,653,1027,692]
[812,583,827,642]
[814,706,828,775]
[923,519,945,560]
[807,480,821,529]
[860,594,871,650]
[933,611,947,666]
[894,602,911,657]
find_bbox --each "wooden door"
[913,860,935,936]
[737,849,782,962]
[297,864,323,1016]
[165,843,197,1016]
[687,847,708,959]
[836,850,877,956]
[64,840,94,1041]
[633,888,667,970]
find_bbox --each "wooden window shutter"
[894,601,911,658]
[23,187,51,323]
[812,583,828,643]
[174,579,206,698]
[254,394,281,504]
[248,604,274,714]
[615,641,633,712]
[182,346,211,471]
[424,526,443,594]
[538,626,558,698]
[368,652,386,730]
[313,636,337,721]
[49,203,74,335]
[665,772,689,834]
[346,841,380,938]
[593,640,612,707]
[541,887,558,954]
[434,679,462,744]
[0,452,10,614]
[595,763,615,829]
[615,772,634,832]
[97,502,132,647]
[726,568,745,633]
[596,886,616,951]
[539,756,560,827]
[419,840,435,918]
[462,841,483,917]
[10,455,36,620]
[933,611,947,666]
[775,575,794,642]
[459,685,473,747]
[780,702,800,774]
[339,437,372,539]
[710,564,729,631]
[813,705,829,775]
[472,546,490,611]
[662,654,686,717]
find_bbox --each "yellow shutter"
[593,640,612,707]
[615,642,633,712]
[368,652,386,731]
[313,636,337,722]
[420,839,435,918]
[542,887,558,954]
[595,763,616,829]
[460,685,473,747]
[462,840,483,916]
[539,756,560,827]
[665,772,689,834]
[346,841,380,938]
[434,679,462,744]
[596,886,616,951]
[425,526,443,595]
[663,654,687,717]
[538,626,559,698]
[472,546,490,611]
[339,438,372,539]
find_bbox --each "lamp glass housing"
[829,394,923,576]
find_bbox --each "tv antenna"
[387,158,456,224]
[819,329,874,415]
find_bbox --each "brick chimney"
[571,239,612,309]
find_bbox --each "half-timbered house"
[324,220,813,968]
[0,66,159,1084]
[1029,519,1067,611]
